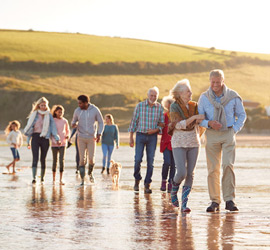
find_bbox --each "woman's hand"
[27,144,31,149]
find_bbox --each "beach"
[0,139,270,249]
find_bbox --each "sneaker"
[206,202,220,212]
[182,207,191,213]
[225,200,239,211]
[101,167,105,174]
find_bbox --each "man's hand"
[129,137,134,148]
[208,120,222,130]
[96,134,101,143]
[147,128,159,135]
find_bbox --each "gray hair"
[209,69,225,80]
[170,79,191,99]
[147,86,159,97]
[161,95,174,111]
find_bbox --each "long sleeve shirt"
[7,130,23,148]
[198,93,246,133]
[128,100,164,133]
[71,103,104,139]
[51,117,70,147]
[101,124,119,147]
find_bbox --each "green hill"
[0,30,270,130]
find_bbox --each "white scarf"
[24,110,51,137]
[204,84,241,131]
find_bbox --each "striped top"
[128,100,164,133]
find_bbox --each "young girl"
[24,97,60,184]
[5,120,23,174]
[51,105,70,185]
[101,114,119,174]
[160,96,175,192]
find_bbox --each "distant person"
[129,86,164,194]
[159,96,175,193]
[68,128,80,174]
[101,114,119,174]
[198,69,246,212]
[24,97,60,184]
[51,105,70,185]
[71,95,104,185]
[169,79,204,212]
[5,120,23,174]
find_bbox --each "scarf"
[204,84,241,131]
[24,109,51,137]
[170,97,198,131]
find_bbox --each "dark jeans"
[52,146,66,172]
[31,133,49,170]
[75,134,79,169]
[162,148,175,182]
[134,132,157,184]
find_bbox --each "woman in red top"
[160,96,175,192]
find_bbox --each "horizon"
[1,0,269,55]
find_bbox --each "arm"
[50,115,60,143]
[114,125,119,148]
[233,98,247,133]
[96,108,104,143]
[128,104,139,133]
[65,119,70,139]
[71,109,78,128]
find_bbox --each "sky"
[1,0,269,54]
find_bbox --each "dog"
[110,160,122,185]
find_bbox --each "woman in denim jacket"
[24,97,60,184]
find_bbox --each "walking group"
[4,69,246,213]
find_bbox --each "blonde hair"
[105,114,115,124]
[209,69,225,80]
[5,120,21,135]
[170,79,191,99]
[29,97,49,116]
[51,105,64,118]
[161,95,174,111]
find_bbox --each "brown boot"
[134,180,140,191]
[144,183,152,194]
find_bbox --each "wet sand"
[0,145,270,250]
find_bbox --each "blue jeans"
[102,144,114,168]
[162,148,175,182]
[134,132,157,184]
[10,148,20,160]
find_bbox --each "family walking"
[4,68,246,213]
[129,69,246,212]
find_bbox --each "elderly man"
[198,69,246,212]
[71,95,104,185]
[129,87,164,193]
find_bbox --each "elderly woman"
[169,79,204,212]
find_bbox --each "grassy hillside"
[1,29,270,64]
[0,30,270,130]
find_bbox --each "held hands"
[27,144,31,149]
[208,120,222,130]
[57,140,62,145]
[96,134,101,143]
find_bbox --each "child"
[5,120,23,174]
[101,114,119,174]
[51,105,70,185]
[160,96,175,192]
